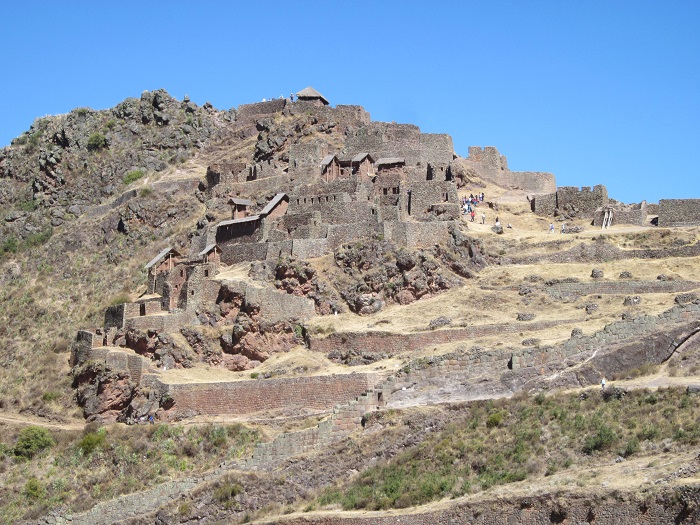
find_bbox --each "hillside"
[0,88,699,524]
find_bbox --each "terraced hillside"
[0,90,699,524]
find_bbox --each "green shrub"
[624,436,640,457]
[583,424,617,453]
[139,186,154,197]
[250,372,259,379]
[123,170,145,185]
[1,236,18,254]
[109,293,131,306]
[14,426,55,459]
[105,119,117,130]
[486,411,506,428]
[25,228,53,248]
[24,478,45,499]
[87,132,107,151]
[78,429,106,455]
[41,391,61,402]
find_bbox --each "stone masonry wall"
[309,319,570,356]
[255,488,700,525]
[545,280,699,299]
[659,199,700,227]
[164,373,378,416]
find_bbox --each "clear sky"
[1,1,698,204]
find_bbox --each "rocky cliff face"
[0,89,231,240]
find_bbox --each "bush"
[14,426,55,459]
[87,132,107,151]
[583,424,617,453]
[41,391,61,402]
[1,236,18,254]
[24,478,45,499]
[25,228,53,248]
[78,429,106,455]
[109,293,131,306]
[123,170,145,185]
[486,411,506,428]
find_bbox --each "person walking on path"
[549,223,554,234]
[601,377,606,391]
[481,212,486,224]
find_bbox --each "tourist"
[481,212,486,224]
[601,377,606,391]
[561,223,566,234]
[470,210,475,222]
[549,223,554,234]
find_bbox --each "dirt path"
[0,412,84,431]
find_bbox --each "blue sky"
[1,1,698,204]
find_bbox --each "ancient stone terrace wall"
[659,198,700,227]
[409,181,459,221]
[514,238,700,265]
[545,279,699,299]
[257,488,700,525]
[514,302,700,371]
[163,373,378,417]
[309,319,569,356]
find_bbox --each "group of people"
[462,193,485,222]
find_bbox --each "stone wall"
[514,238,700,265]
[244,284,316,322]
[124,311,193,332]
[545,279,699,299]
[236,98,288,120]
[389,221,458,249]
[255,487,700,525]
[659,199,700,227]
[163,373,379,417]
[532,185,608,216]
[309,319,569,356]
[593,201,647,227]
[462,147,556,194]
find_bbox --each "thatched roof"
[296,87,329,105]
